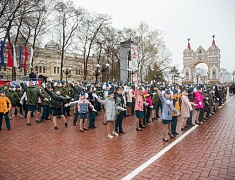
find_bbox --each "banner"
[23,46,28,69]
[13,44,18,68]
[7,42,13,67]
[0,41,4,66]
[130,44,138,82]
[29,47,33,68]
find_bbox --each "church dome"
[45,40,60,50]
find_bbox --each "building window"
[54,67,56,74]
[43,66,46,73]
[0,64,6,71]
[57,67,60,74]
[76,66,82,75]
[35,66,38,71]
[39,66,42,73]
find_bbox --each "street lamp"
[62,67,72,82]
[94,63,109,82]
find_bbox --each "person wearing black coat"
[44,87,71,129]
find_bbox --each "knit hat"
[165,90,171,94]
[172,89,178,94]
[108,91,114,95]
[0,89,4,93]
[187,88,194,93]
[61,80,65,85]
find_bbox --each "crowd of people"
[0,77,233,141]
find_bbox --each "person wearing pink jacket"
[194,86,205,125]
[134,83,146,131]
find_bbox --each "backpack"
[79,101,87,113]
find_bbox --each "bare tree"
[75,12,111,80]
[54,0,84,81]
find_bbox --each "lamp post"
[62,67,71,82]
[94,63,109,82]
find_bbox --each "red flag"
[23,45,28,69]
[7,42,13,67]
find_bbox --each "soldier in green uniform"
[6,86,20,119]
[15,85,24,118]
[60,80,71,116]
[20,81,46,126]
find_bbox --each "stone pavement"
[0,95,235,180]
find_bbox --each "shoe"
[119,131,126,134]
[40,119,45,122]
[7,128,11,130]
[54,126,59,130]
[73,123,76,126]
[9,117,12,120]
[163,138,169,142]
[168,133,175,138]
[112,132,119,136]
[103,122,107,125]
[36,120,41,123]
[140,124,146,128]
[195,121,200,125]
[172,132,179,135]
[189,123,195,126]
[108,134,114,138]
[80,129,84,132]
[84,128,89,130]
[45,118,51,120]
[202,119,206,122]
[181,127,188,131]
[65,123,68,127]
[20,115,23,119]
[27,123,31,126]
[184,125,190,129]
[136,128,142,131]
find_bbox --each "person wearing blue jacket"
[160,90,179,142]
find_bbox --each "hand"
[64,103,69,107]
[71,98,74,102]
[199,102,202,106]
[145,103,149,106]
[42,83,46,88]
[44,98,49,101]
[92,108,97,112]
[149,106,154,109]
[8,108,11,111]
[189,106,193,111]
[20,100,23,105]
[92,93,97,98]
[120,108,126,111]
[176,112,180,116]
[194,104,198,106]
[205,97,209,100]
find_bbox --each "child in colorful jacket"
[0,90,12,130]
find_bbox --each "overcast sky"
[73,0,235,73]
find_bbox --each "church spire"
[212,35,216,47]
[187,38,191,49]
